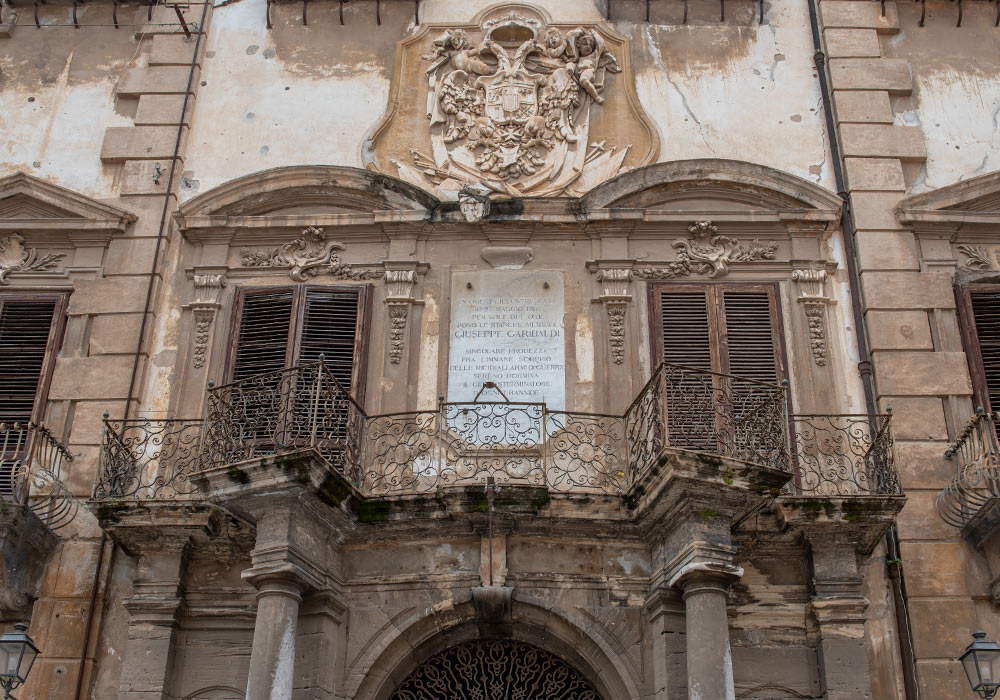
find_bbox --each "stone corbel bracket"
[594,267,634,365]
[384,269,418,365]
[188,273,227,370]
[791,269,835,367]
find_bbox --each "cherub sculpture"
[565,27,620,104]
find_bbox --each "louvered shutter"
[659,291,713,371]
[297,289,360,393]
[231,290,295,381]
[970,291,1000,411]
[0,299,58,424]
[721,291,779,384]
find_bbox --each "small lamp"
[0,623,39,700]
[960,631,1000,699]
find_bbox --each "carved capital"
[792,269,833,367]
[595,267,633,298]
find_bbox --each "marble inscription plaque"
[448,270,566,410]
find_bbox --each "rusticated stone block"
[135,94,192,126]
[821,1,900,33]
[841,124,926,160]
[101,126,187,163]
[851,192,908,229]
[894,440,956,490]
[830,58,912,92]
[68,400,127,445]
[914,659,978,700]
[824,28,881,57]
[835,91,894,123]
[846,158,906,191]
[872,351,971,396]
[117,65,194,97]
[149,33,201,66]
[862,271,955,309]
[856,231,920,271]
[879,396,946,439]
[48,356,137,400]
[907,598,977,659]
[67,277,151,315]
[867,310,932,350]
[89,313,145,355]
[896,490,957,541]
[122,160,175,196]
[899,542,970,597]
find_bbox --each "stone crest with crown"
[367,5,659,199]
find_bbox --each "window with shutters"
[227,285,371,401]
[0,294,65,496]
[0,295,65,424]
[957,284,1000,412]
[649,282,786,452]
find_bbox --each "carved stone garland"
[190,274,227,370]
[791,269,833,367]
[632,221,778,280]
[0,233,65,284]
[241,226,381,282]
[385,270,417,364]
[595,268,632,365]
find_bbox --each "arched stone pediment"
[175,166,440,226]
[581,159,844,216]
[897,169,1000,226]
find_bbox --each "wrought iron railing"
[623,363,790,482]
[94,417,204,501]
[1,422,78,529]
[785,413,901,497]
[937,409,1000,527]
[94,360,901,503]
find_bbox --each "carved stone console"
[384,269,418,364]
[594,266,633,365]
[791,268,835,367]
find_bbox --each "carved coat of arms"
[367,5,659,198]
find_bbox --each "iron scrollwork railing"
[95,417,204,501]
[937,409,1000,528]
[786,413,901,497]
[624,363,790,483]
[1,422,78,529]
[94,360,903,503]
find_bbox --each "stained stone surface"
[448,270,566,409]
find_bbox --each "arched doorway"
[388,639,604,700]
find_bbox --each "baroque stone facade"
[1,2,999,700]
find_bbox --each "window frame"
[0,292,67,424]
[956,282,1000,412]
[224,284,373,404]
[646,280,789,382]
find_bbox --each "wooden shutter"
[0,298,60,424]
[960,287,1000,411]
[297,289,360,393]
[720,290,780,385]
[230,290,295,381]
[659,290,714,371]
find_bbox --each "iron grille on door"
[652,283,785,452]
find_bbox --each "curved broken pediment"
[581,160,844,216]
[175,166,440,226]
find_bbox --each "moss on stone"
[350,498,392,523]
[95,501,131,524]
[227,466,250,484]
[316,474,353,508]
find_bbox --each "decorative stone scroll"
[190,274,227,370]
[595,268,632,365]
[632,222,778,281]
[385,270,417,364]
[791,269,833,367]
[0,233,65,284]
[241,227,381,282]
[957,244,1000,272]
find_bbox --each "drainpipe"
[806,1,919,698]
[125,0,210,418]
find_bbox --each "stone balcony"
[92,360,903,518]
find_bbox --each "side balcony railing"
[937,409,1000,528]
[1,422,78,529]
[92,360,902,503]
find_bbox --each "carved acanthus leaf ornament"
[241,227,381,282]
[632,222,778,280]
[0,234,65,284]
[958,244,1000,271]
